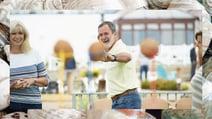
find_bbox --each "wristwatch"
[111,55,117,62]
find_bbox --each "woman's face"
[10,26,25,48]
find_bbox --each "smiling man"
[97,21,141,109]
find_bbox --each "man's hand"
[102,53,132,63]
[103,54,115,62]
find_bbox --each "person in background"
[97,21,141,109]
[191,31,203,110]
[138,52,150,80]
[190,42,197,80]
[4,20,50,113]
[65,56,76,93]
[195,31,203,67]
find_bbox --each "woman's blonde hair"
[10,20,31,53]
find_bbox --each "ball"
[54,40,73,58]
[140,38,159,59]
[89,42,105,61]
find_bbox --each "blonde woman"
[4,20,49,113]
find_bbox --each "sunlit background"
[0,0,211,118]
[10,10,203,66]
[9,10,211,111]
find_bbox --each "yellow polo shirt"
[106,40,139,97]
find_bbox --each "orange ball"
[54,40,73,53]
[54,40,73,58]
[140,38,159,59]
[89,42,105,61]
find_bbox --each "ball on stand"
[89,42,105,61]
[53,40,74,94]
[140,38,159,101]
[140,38,159,59]
[54,39,73,59]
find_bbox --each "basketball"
[54,40,73,59]
[140,38,159,59]
[89,42,105,61]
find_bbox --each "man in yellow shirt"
[97,21,141,109]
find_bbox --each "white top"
[10,49,49,104]
[10,49,43,68]
[106,40,139,97]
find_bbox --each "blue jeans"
[112,91,141,109]
[140,65,148,80]
[3,102,42,113]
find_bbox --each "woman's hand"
[10,78,35,89]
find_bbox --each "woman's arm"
[33,77,49,87]
[10,77,48,89]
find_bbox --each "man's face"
[98,24,117,51]
[196,35,202,45]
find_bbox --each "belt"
[111,88,137,101]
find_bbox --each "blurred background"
[9,9,210,110]
[0,0,211,118]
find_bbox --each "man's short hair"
[195,31,202,40]
[98,21,116,33]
